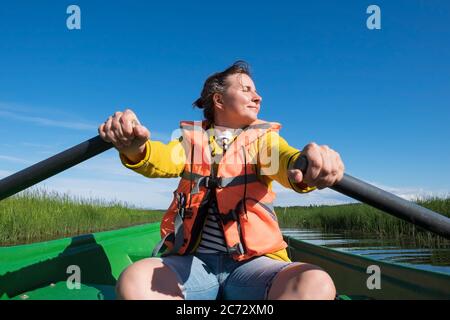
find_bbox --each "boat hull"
[285,236,450,299]
[1,223,449,300]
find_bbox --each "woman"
[98,61,344,300]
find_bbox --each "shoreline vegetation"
[0,189,449,246]
[276,197,450,247]
[0,189,164,246]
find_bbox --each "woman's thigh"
[116,255,220,300]
[116,257,183,299]
[221,256,294,300]
[267,263,336,300]
[162,254,221,300]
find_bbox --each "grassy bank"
[276,197,450,246]
[0,189,164,245]
[2,190,449,247]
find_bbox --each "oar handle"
[293,155,450,239]
[0,136,113,201]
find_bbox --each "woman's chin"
[244,116,259,126]
[249,113,259,122]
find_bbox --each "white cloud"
[0,169,13,178]
[73,151,140,179]
[0,102,174,143]
[0,110,97,131]
[21,142,58,149]
[273,183,354,206]
[0,155,32,165]
[367,181,449,201]
[34,175,179,209]
[272,180,449,207]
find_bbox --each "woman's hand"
[98,109,150,163]
[288,143,344,189]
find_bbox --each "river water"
[281,228,450,275]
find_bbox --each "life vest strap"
[151,232,172,257]
[227,243,245,255]
[152,193,186,257]
[181,171,258,194]
[216,209,239,225]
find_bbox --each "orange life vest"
[152,119,288,261]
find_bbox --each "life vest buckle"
[176,192,188,219]
[219,209,238,225]
[204,176,222,189]
[184,207,193,219]
[227,243,245,255]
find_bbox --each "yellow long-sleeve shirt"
[120,126,315,261]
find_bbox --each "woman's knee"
[115,258,184,300]
[268,263,336,300]
[300,268,336,300]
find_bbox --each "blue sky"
[0,1,449,209]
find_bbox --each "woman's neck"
[213,119,257,129]
[213,121,241,129]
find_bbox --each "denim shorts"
[159,252,295,300]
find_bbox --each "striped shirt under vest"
[195,192,228,253]
[195,125,237,254]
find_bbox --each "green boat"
[1,222,449,300]
[1,136,450,300]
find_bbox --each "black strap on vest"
[151,192,187,257]
[181,171,258,195]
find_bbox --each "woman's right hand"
[98,109,150,163]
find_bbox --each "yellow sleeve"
[257,131,316,193]
[119,139,186,178]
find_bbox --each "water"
[281,228,450,275]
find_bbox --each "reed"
[2,189,449,247]
[276,197,450,246]
[0,189,164,245]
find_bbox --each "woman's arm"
[98,109,186,178]
[120,138,186,178]
[256,131,316,193]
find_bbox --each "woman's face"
[214,73,262,128]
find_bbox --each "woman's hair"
[193,60,252,124]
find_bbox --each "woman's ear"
[213,93,225,110]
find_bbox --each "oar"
[0,136,112,201]
[293,155,450,239]
[0,135,449,239]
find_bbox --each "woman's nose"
[252,92,262,104]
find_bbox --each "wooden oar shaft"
[294,156,450,239]
[0,136,113,201]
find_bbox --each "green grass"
[0,189,164,246]
[276,197,450,246]
[2,189,449,247]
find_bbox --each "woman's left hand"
[288,143,345,189]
